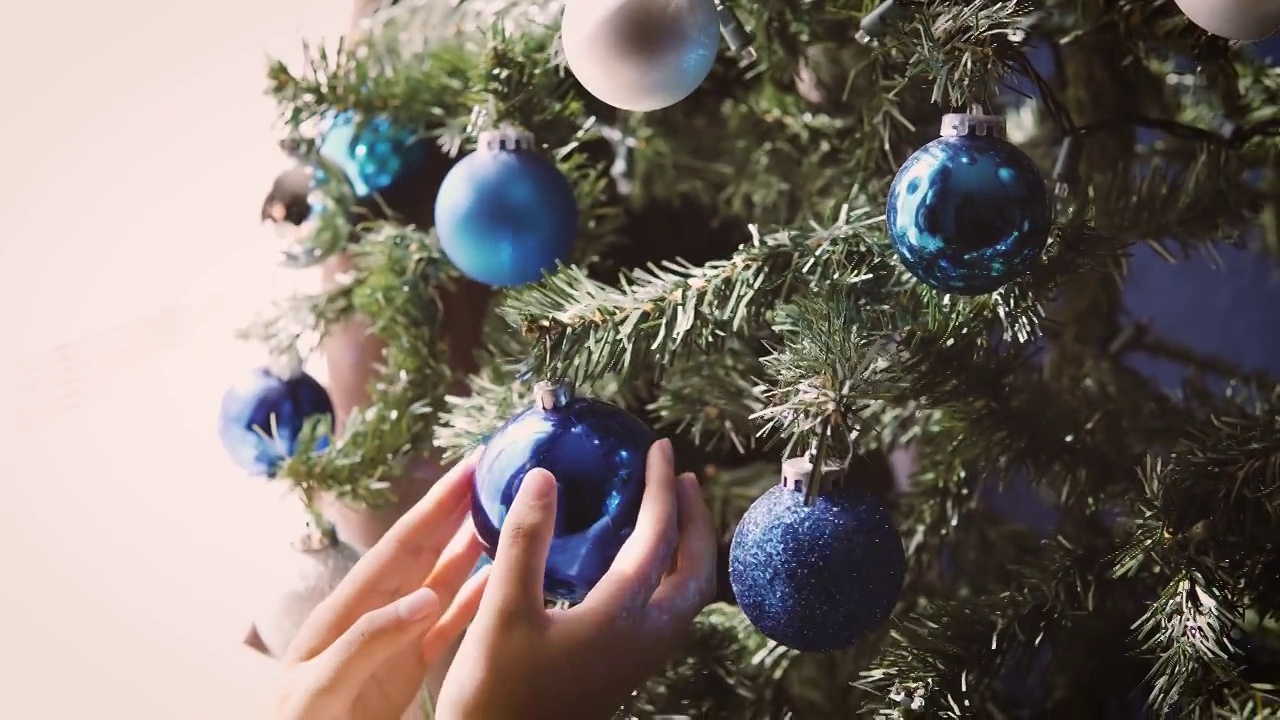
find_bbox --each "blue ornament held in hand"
[217,348,335,478]
[471,381,655,603]
[730,456,906,653]
[434,126,578,287]
[318,112,426,199]
[886,110,1051,295]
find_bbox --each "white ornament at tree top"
[1173,0,1280,41]
[561,0,722,112]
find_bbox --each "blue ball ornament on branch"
[471,380,656,603]
[217,347,335,478]
[317,111,428,199]
[434,126,579,287]
[729,456,906,653]
[886,110,1052,295]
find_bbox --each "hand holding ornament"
[270,452,491,720]
[435,439,719,720]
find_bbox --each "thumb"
[306,586,441,696]
[484,468,558,618]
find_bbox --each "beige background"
[0,0,359,716]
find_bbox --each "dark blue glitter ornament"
[729,457,906,652]
[318,112,426,198]
[472,381,655,603]
[434,126,578,287]
[886,112,1051,295]
[217,355,334,478]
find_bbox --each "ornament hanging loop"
[534,379,575,410]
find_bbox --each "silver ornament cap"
[534,379,575,410]
[780,455,845,495]
[477,124,536,152]
[939,110,1006,139]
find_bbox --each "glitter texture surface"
[217,367,333,477]
[729,483,906,652]
[471,397,655,602]
[318,112,426,198]
[886,133,1051,295]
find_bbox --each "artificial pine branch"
[273,224,458,506]
[502,205,898,384]
[645,338,768,455]
[250,0,1280,715]
[1115,386,1280,713]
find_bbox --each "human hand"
[435,439,718,720]
[271,452,491,720]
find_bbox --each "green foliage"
[254,0,1280,715]
[623,603,799,719]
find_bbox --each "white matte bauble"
[252,531,362,657]
[1173,0,1280,41]
[561,0,722,112]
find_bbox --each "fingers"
[581,439,679,616]
[422,516,486,609]
[305,586,442,700]
[365,448,484,572]
[422,564,491,661]
[480,468,559,620]
[646,472,717,626]
[286,449,481,662]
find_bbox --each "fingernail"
[521,469,556,501]
[396,587,440,621]
[657,438,674,463]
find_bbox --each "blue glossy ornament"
[434,127,578,287]
[318,112,426,198]
[472,382,655,603]
[729,459,905,652]
[886,116,1051,295]
[217,365,334,477]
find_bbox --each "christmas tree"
[238,0,1280,716]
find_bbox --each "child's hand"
[271,452,491,720]
[436,439,718,720]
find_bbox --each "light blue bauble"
[561,0,721,112]
[317,112,425,198]
[434,141,578,287]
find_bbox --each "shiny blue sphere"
[472,397,655,603]
[318,112,426,198]
[886,134,1051,295]
[434,146,578,287]
[217,368,334,477]
[729,484,905,652]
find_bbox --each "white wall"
[0,1,355,716]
